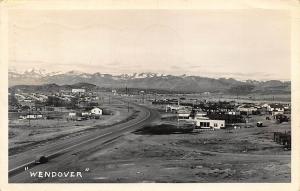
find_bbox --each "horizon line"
[8,67,291,82]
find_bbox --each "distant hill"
[9,82,97,93]
[61,82,97,91]
[8,69,291,94]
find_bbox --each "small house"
[267,103,285,112]
[81,112,90,117]
[177,109,191,120]
[272,110,284,116]
[237,104,258,115]
[68,112,77,118]
[194,118,225,129]
[72,89,86,93]
[91,107,102,115]
[165,105,186,113]
[22,113,44,119]
[227,111,241,115]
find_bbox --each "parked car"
[35,155,48,164]
[76,117,88,121]
[257,121,263,127]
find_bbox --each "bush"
[136,123,194,135]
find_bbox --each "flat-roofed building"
[71,89,86,93]
[91,107,102,115]
[194,116,225,129]
[177,109,191,119]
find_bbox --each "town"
[8,82,292,183]
[9,85,291,131]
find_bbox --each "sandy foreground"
[26,115,290,183]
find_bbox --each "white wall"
[91,108,102,115]
[195,119,225,129]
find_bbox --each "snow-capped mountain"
[8,69,291,94]
[9,68,64,78]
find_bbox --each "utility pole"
[57,107,62,127]
[142,93,145,103]
[128,101,130,112]
[28,108,31,127]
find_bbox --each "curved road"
[9,98,160,182]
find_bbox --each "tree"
[21,105,30,111]
[46,96,65,107]
[8,94,18,106]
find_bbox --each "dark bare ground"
[29,121,291,183]
[17,111,291,183]
[9,110,140,156]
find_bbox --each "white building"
[177,109,191,119]
[194,116,225,129]
[20,114,44,119]
[91,107,102,115]
[267,103,285,112]
[112,89,117,95]
[166,105,186,112]
[272,110,284,116]
[227,111,241,115]
[71,89,86,93]
[195,112,207,117]
[68,112,76,118]
[262,103,270,108]
[237,105,257,114]
[81,112,90,116]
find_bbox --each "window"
[214,123,218,127]
[200,122,210,127]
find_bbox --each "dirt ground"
[46,113,291,183]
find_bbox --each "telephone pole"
[28,109,31,127]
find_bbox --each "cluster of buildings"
[174,108,225,129]
[68,107,103,120]
[9,88,104,121]
[53,89,100,106]
[165,103,226,129]
[237,103,289,116]
[9,92,48,108]
[161,98,291,130]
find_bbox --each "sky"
[8,9,291,81]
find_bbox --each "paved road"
[9,99,160,182]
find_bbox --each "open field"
[25,111,290,183]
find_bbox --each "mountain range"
[9,68,291,94]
